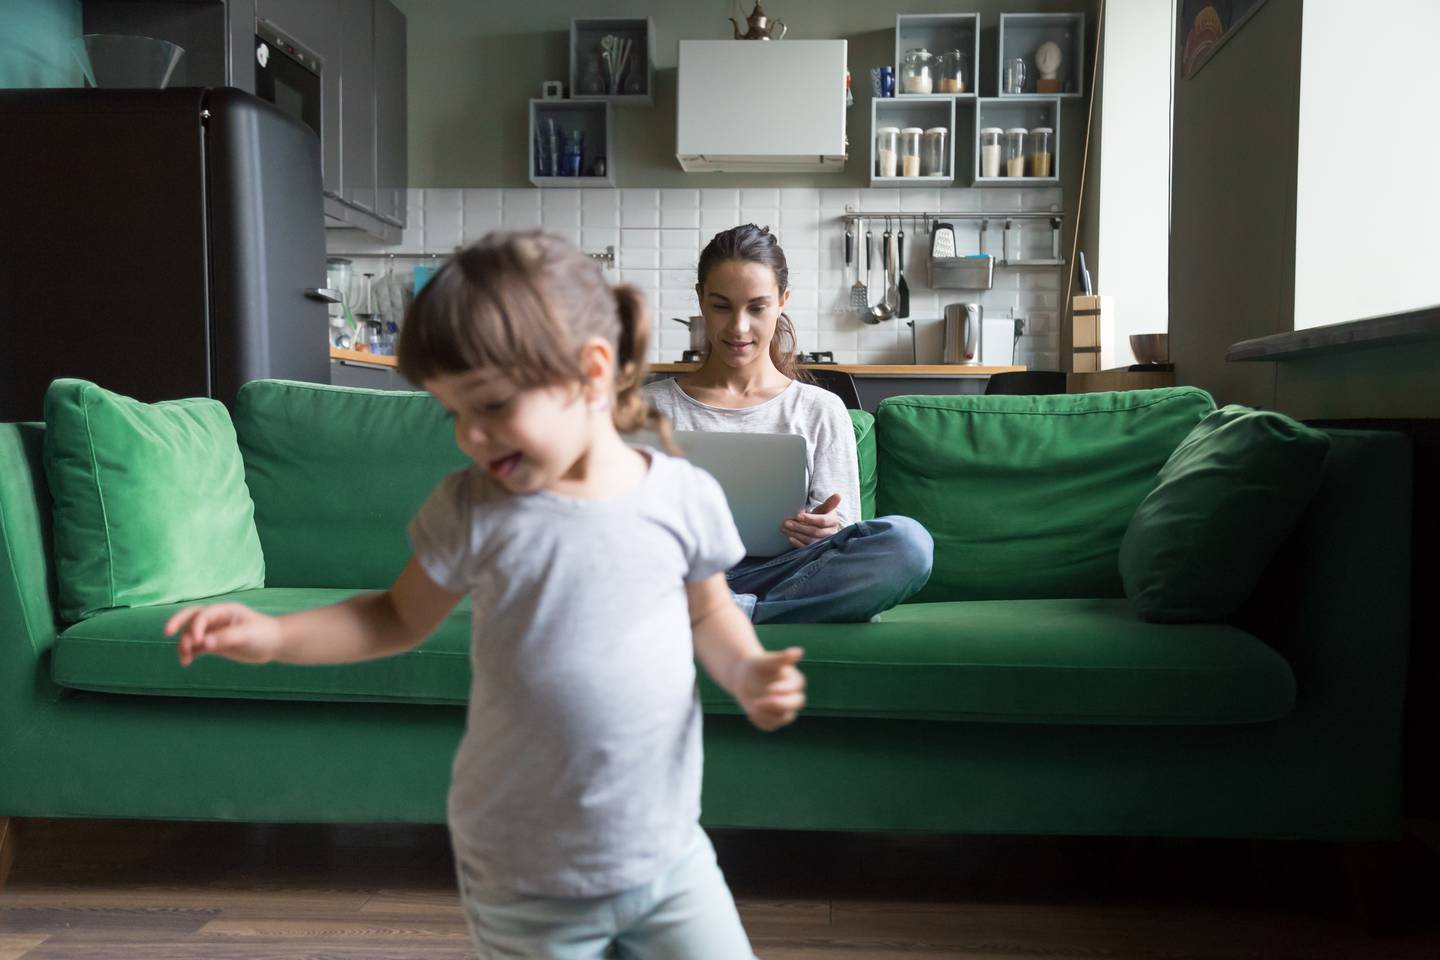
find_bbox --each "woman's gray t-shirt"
[407,450,744,898]
[643,377,861,529]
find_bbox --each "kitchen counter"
[332,347,400,367]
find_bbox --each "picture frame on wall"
[1177,0,1272,79]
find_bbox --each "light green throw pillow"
[1119,404,1331,623]
[44,379,266,621]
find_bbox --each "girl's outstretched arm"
[687,575,806,732]
[168,557,464,667]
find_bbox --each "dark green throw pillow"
[44,379,266,621]
[1119,404,1331,623]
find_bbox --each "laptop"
[632,430,809,558]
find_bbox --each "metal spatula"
[849,218,869,310]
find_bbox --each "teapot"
[731,1,786,41]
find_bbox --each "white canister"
[921,126,948,176]
[980,127,1003,178]
[876,126,899,177]
[899,127,923,177]
[1005,127,1028,177]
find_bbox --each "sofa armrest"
[1238,428,1412,818]
[0,424,60,669]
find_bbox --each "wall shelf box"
[997,12,1085,98]
[973,97,1060,187]
[894,13,980,98]
[570,18,655,105]
[869,96,957,186]
[528,100,614,188]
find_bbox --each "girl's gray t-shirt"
[643,377,861,529]
[408,450,744,898]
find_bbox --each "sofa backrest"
[849,409,877,521]
[875,388,1215,602]
[234,381,468,590]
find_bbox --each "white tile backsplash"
[331,185,1067,368]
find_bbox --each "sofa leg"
[0,817,16,893]
[1336,840,1403,936]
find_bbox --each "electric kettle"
[943,303,982,365]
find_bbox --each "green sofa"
[0,381,1413,865]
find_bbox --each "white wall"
[1294,0,1440,329]
[1095,0,1174,366]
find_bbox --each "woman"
[643,224,933,623]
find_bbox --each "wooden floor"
[2,818,1438,959]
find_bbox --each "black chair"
[984,371,1068,396]
[807,368,862,410]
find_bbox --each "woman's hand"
[167,603,284,667]
[782,493,842,548]
[733,647,807,731]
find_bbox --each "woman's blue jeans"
[726,516,934,623]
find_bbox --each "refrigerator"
[0,87,332,421]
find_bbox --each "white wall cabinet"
[676,40,847,173]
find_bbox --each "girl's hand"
[167,603,284,667]
[734,647,806,731]
[782,493,842,549]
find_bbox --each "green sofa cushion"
[849,409,877,521]
[233,381,468,590]
[708,599,1295,725]
[876,389,1215,602]
[1120,404,1332,623]
[52,587,473,704]
[43,379,265,622]
[52,592,1293,726]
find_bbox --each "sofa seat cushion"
[53,593,1294,726]
[704,599,1296,725]
[52,588,474,705]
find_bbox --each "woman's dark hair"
[695,224,812,383]
[397,230,669,443]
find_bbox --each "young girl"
[643,224,934,624]
[166,231,804,959]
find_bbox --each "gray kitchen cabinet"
[255,0,341,199]
[330,359,413,391]
[339,0,376,213]
[373,0,407,226]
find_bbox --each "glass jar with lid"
[875,126,899,178]
[899,48,934,94]
[1004,127,1028,177]
[979,127,1003,178]
[899,127,923,176]
[921,127,948,176]
[937,49,968,94]
[1029,126,1053,177]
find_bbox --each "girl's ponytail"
[611,283,676,452]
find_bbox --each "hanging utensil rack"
[836,211,1065,267]
[325,246,618,268]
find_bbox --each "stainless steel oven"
[253,20,321,140]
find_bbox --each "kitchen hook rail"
[325,246,617,268]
